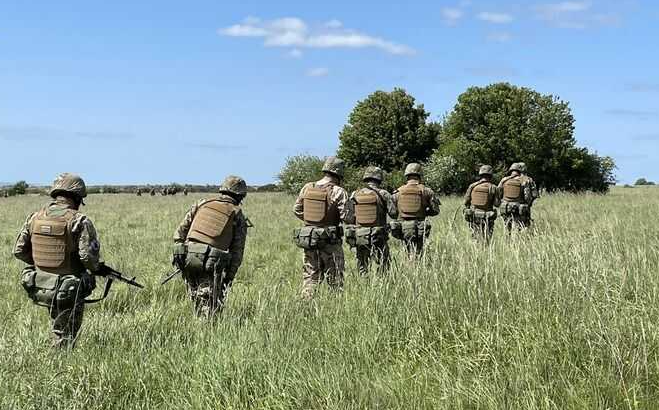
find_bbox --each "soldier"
[464,165,500,243]
[391,163,440,257]
[2,190,8,198]
[136,188,142,196]
[150,188,156,196]
[293,156,350,299]
[173,176,249,318]
[183,187,189,196]
[13,173,100,349]
[346,166,397,276]
[498,162,539,232]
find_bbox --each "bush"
[278,155,324,195]
[635,178,655,186]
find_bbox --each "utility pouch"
[294,227,328,250]
[184,242,210,278]
[401,220,419,241]
[23,268,60,306]
[463,208,474,222]
[473,209,487,220]
[344,226,357,247]
[326,226,343,244]
[56,275,85,306]
[206,247,232,272]
[389,221,403,240]
[518,204,530,216]
[355,226,387,247]
[486,210,497,221]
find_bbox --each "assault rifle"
[86,263,144,303]
[160,268,181,285]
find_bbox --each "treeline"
[280,83,617,195]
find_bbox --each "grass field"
[1,188,659,409]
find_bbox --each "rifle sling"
[84,278,114,304]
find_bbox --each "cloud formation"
[441,8,464,25]
[220,17,415,56]
[477,12,514,24]
[534,1,620,29]
[307,67,329,77]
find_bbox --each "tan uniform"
[294,175,349,299]
[464,179,500,242]
[347,182,396,276]
[498,174,539,231]
[392,179,440,256]
[174,194,248,316]
[13,197,101,347]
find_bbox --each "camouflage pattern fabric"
[294,175,350,299]
[498,173,539,232]
[174,193,249,316]
[392,179,440,257]
[464,179,500,243]
[13,197,101,348]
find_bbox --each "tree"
[338,88,440,171]
[11,181,28,196]
[278,155,324,195]
[440,82,615,193]
[635,178,655,186]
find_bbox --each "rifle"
[85,263,144,303]
[160,268,182,285]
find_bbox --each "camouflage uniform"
[498,163,539,232]
[136,188,142,196]
[294,157,350,299]
[13,174,101,348]
[346,166,397,276]
[150,188,156,196]
[391,163,440,256]
[174,176,249,317]
[464,165,500,243]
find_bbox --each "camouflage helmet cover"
[322,156,345,178]
[508,163,523,174]
[219,175,248,197]
[479,165,494,176]
[404,163,423,177]
[517,162,527,173]
[363,166,384,182]
[50,173,87,199]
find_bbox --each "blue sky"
[1,0,657,185]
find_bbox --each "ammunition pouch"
[463,208,475,222]
[472,209,497,222]
[344,226,357,247]
[501,202,528,217]
[183,242,232,279]
[293,226,343,250]
[401,220,431,241]
[355,226,387,248]
[21,267,94,307]
[389,221,403,240]
[172,243,187,269]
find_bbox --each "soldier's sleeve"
[345,192,356,225]
[227,210,248,280]
[75,216,102,272]
[293,185,307,221]
[13,213,36,265]
[425,187,440,216]
[391,191,400,219]
[491,185,501,207]
[383,191,397,219]
[464,185,472,207]
[497,177,506,199]
[526,179,539,204]
[173,202,201,243]
[335,187,351,223]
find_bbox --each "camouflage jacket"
[498,174,539,205]
[464,179,501,210]
[392,180,441,220]
[13,197,102,272]
[174,194,248,277]
[294,176,351,224]
[346,182,396,226]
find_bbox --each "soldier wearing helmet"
[293,156,351,299]
[345,166,397,276]
[391,163,440,257]
[173,175,250,317]
[13,173,101,349]
[498,162,539,232]
[464,165,500,242]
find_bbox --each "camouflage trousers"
[49,301,85,349]
[468,218,495,243]
[503,213,532,232]
[302,243,344,299]
[403,236,426,258]
[356,243,390,276]
[184,270,231,318]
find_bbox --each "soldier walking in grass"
[464,165,500,243]
[498,162,539,232]
[173,176,249,318]
[346,166,397,276]
[136,188,142,196]
[293,156,350,299]
[13,173,100,349]
[391,163,440,257]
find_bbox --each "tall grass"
[1,188,658,409]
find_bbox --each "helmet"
[362,166,384,182]
[322,156,345,178]
[49,173,87,199]
[219,175,248,197]
[517,162,527,173]
[479,165,494,176]
[508,163,523,174]
[404,163,423,177]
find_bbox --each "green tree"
[441,82,615,192]
[634,178,655,186]
[338,88,440,171]
[11,181,28,195]
[278,155,324,195]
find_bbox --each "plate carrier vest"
[31,207,85,275]
[471,182,493,211]
[303,184,340,227]
[398,183,425,220]
[503,177,524,203]
[188,199,236,251]
[354,189,382,227]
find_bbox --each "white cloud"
[486,32,513,42]
[477,12,514,24]
[288,48,303,58]
[219,17,415,56]
[441,7,464,25]
[535,1,598,28]
[307,67,329,77]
